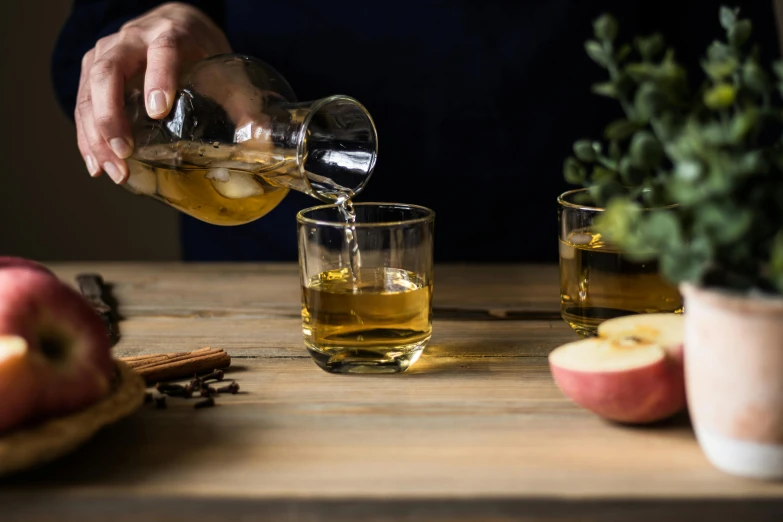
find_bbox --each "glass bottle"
[123,54,378,226]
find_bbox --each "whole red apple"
[0,267,113,433]
[0,257,55,277]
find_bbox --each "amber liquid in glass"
[559,229,683,337]
[302,267,433,373]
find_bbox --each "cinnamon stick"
[120,348,231,384]
[123,347,215,368]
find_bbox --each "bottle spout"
[297,95,378,202]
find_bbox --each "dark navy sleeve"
[51,0,226,120]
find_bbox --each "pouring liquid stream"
[335,193,362,286]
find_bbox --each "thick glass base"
[562,307,684,338]
[305,338,429,374]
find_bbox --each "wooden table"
[3,263,783,521]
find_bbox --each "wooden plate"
[0,360,146,476]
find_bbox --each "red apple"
[548,314,685,424]
[0,256,55,277]
[0,267,113,433]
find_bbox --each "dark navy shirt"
[51,0,779,262]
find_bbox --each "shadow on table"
[0,379,265,487]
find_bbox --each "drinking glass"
[558,188,683,337]
[297,203,435,374]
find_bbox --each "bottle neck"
[274,95,378,202]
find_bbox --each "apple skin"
[549,342,686,424]
[0,257,55,277]
[0,267,113,433]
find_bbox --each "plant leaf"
[702,56,739,81]
[604,119,640,141]
[588,180,625,206]
[634,83,665,121]
[573,140,597,162]
[616,43,632,62]
[693,202,753,245]
[742,60,769,95]
[619,156,647,185]
[563,157,587,184]
[719,6,738,30]
[629,131,663,169]
[594,199,642,246]
[730,108,759,142]
[591,82,618,98]
[585,40,607,67]
[728,19,752,48]
[704,84,736,109]
[660,236,712,284]
[593,14,618,41]
[635,33,664,61]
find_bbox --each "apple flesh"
[598,313,685,364]
[549,314,685,424]
[0,336,39,433]
[0,267,113,434]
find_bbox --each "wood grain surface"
[2,263,782,521]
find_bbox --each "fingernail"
[148,90,168,116]
[85,155,100,176]
[103,162,125,184]
[109,138,133,159]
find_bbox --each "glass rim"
[296,202,435,228]
[557,188,678,212]
[297,94,379,202]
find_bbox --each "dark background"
[0,1,180,261]
[1,1,781,261]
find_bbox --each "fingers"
[144,32,184,119]
[75,51,102,177]
[77,83,129,183]
[73,2,235,185]
[89,43,146,163]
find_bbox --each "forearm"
[51,1,225,118]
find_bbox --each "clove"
[156,383,192,398]
[200,386,217,398]
[217,382,240,394]
[200,369,225,383]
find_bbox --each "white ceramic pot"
[681,283,783,480]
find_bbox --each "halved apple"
[549,314,685,424]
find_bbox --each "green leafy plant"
[565,6,783,294]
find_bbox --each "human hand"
[76,2,231,183]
